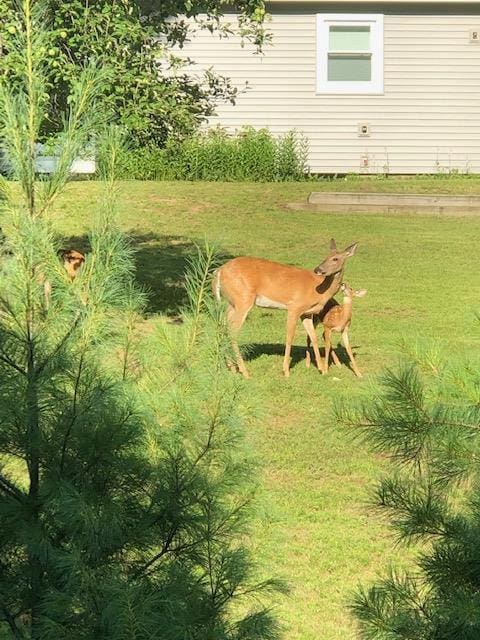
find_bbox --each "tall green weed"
[107,127,309,181]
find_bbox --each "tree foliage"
[0,3,281,638]
[337,357,480,640]
[0,0,268,146]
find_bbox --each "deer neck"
[341,296,353,322]
[315,269,343,300]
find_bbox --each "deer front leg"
[283,310,299,378]
[342,329,362,378]
[305,333,312,368]
[302,315,324,374]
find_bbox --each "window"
[316,14,384,94]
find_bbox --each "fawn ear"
[343,242,358,257]
[355,289,367,298]
[329,238,337,251]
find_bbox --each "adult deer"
[306,282,367,377]
[213,239,358,378]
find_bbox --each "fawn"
[305,282,367,377]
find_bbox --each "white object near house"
[178,0,480,174]
[34,143,96,174]
[35,157,96,174]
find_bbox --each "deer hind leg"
[342,329,362,378]
[302,315,324,373]
[226,301,254,378]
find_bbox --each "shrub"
[105,127,309,181]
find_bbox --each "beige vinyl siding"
[178,8,480,173]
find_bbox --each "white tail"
[215,239,358,378]
[306,282,367,377]
[213,269,222,301]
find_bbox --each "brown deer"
[213,239,358,378]
[306,282,367,377]
[58,249,85,280]
[43,249,85,308]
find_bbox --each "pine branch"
[1,605,24,640]
[0,473,26,502]
[35,311,81,377]
[0,295,28,336]
[132,525,180,579]
[139,539,210,581]
[0,350,26,375]
[59,351,85,475]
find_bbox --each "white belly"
[255,295,287,310]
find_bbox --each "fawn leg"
[342,329,362,378]
[331,347,342,367]
[323,327,334,375]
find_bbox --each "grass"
[52,178,480,639]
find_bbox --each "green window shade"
[328,53,372,81]
[329,25,370,51]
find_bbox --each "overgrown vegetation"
[105,127,309,181]
[338,355,480,640]
[0,0,268,147]
[0,3,281,638]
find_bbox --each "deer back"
[217,256,343,313]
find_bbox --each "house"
[179,1,480,174]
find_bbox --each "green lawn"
[54,178,480,640]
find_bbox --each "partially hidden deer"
[306,282,367,377]
[213,239,358,378]
[43,249,85,308]
[59,249,85,280]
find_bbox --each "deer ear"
[330,238,337,251]
[343,242,358,257]
[355,289,367,297]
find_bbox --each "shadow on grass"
[63,231,234,315]
[244,341,363,375]
[244,343,308,370]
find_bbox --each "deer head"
[340,282,367,299]
[314,238,358,276]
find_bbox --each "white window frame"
[316,13,384,95]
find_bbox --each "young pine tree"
[0,2,282,638]
[337,359,480,640]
